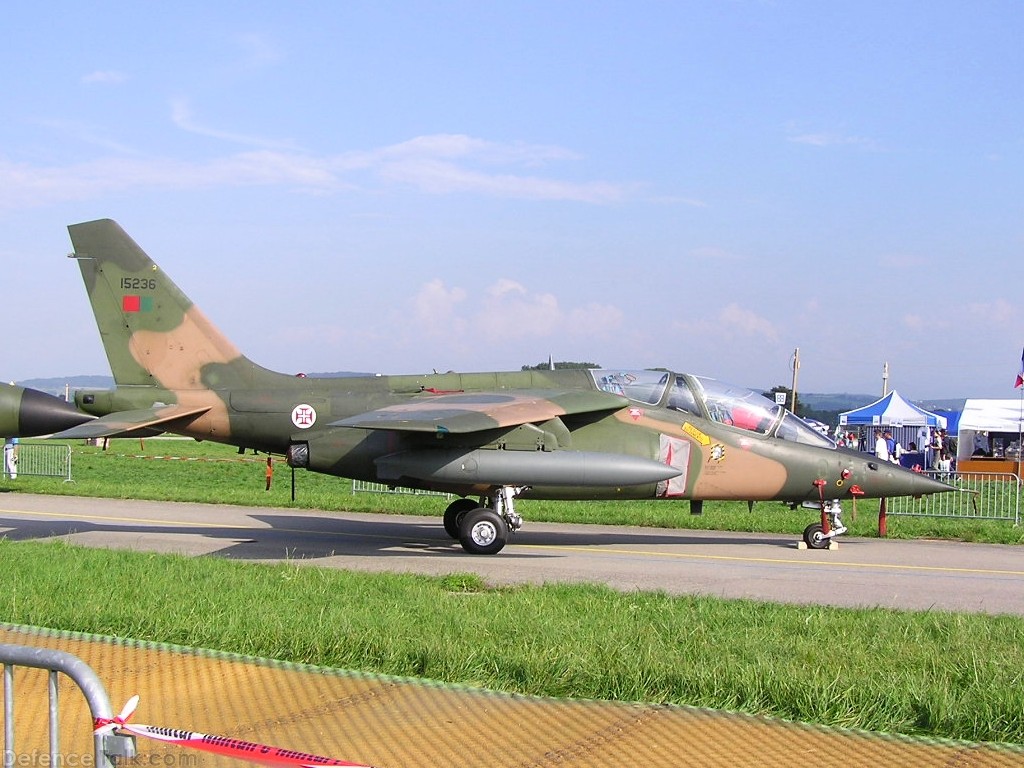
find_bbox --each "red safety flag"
[1016,347,1024,389]
[96,696,373,768]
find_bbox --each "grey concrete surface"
[1,492,1022,615]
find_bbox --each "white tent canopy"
[956,399,1024,462]
[958,400,1024,432]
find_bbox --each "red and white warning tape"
[95,696,373,768]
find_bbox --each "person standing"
[940,429,957,468]
[2,437,18,479]
[883,431,898,463]
[890,433,903,464]
[918,427,931,464]
[929,429,943,468]
[875,430,890,462]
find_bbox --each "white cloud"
[0,122,630,209]
[649,195,708,207]
[719,303,780,341]
[784,123,874,149]
[171,98,298,150]
[964,297,1016,325]
[407,278,623,345]
[566,303,624,336]
[382,161,625,203]
[0,152,350,209]
[788,132,870,147]
[475,285,562,340]
[376,134,577,165]
[358,133,626,203]
[33,119,140,154]
[673,302,780,343]
[413,279,468,336]
[233,33,284,71]
[488,278,528,299]
[81,70,128,85]
[903,313,926,330]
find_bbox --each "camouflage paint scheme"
[16,219,953,553]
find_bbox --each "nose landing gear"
[802,499,847,549]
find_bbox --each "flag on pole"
[1016,347,1024,389]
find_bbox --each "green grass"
[4,438,1023,543]
[4,438,1024,745]
[3,539,1024,745]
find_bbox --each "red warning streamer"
[95,696,373,768]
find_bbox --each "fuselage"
[73,367,950,504]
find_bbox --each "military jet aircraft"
[32,219,950,554]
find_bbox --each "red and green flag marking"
[122,295,154,312]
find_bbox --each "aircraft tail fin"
[68,219,275,389]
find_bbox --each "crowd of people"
[835,427,956,473]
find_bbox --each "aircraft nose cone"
[0,384,93,437]
[861,460,954,498]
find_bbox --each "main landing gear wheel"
[803,523,830,550]
[443,498,480,539]
[459,508,509,555]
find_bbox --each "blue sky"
[1,1,1022,399]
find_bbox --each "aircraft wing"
[331,389,628,434]
[52,404,212,439]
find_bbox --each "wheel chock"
[796,539,840,551]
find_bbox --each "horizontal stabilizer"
[332,389,627,434]
[52,404,212,439]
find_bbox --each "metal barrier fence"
[1,643,134,768]
[3,445,73,482]
[351,479,451,499]
[886,470,1021,525]
[354,473,1022,525]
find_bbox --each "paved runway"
[2,492,1023,615]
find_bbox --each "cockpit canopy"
[591,369,835,449]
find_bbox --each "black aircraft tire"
[803,523,829,550]
[443,498,480,539]
[459,508,509,555]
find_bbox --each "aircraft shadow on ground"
[0,511,801,562]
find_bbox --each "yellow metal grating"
[2,625,1022,768]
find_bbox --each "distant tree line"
[762,385,840,425]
